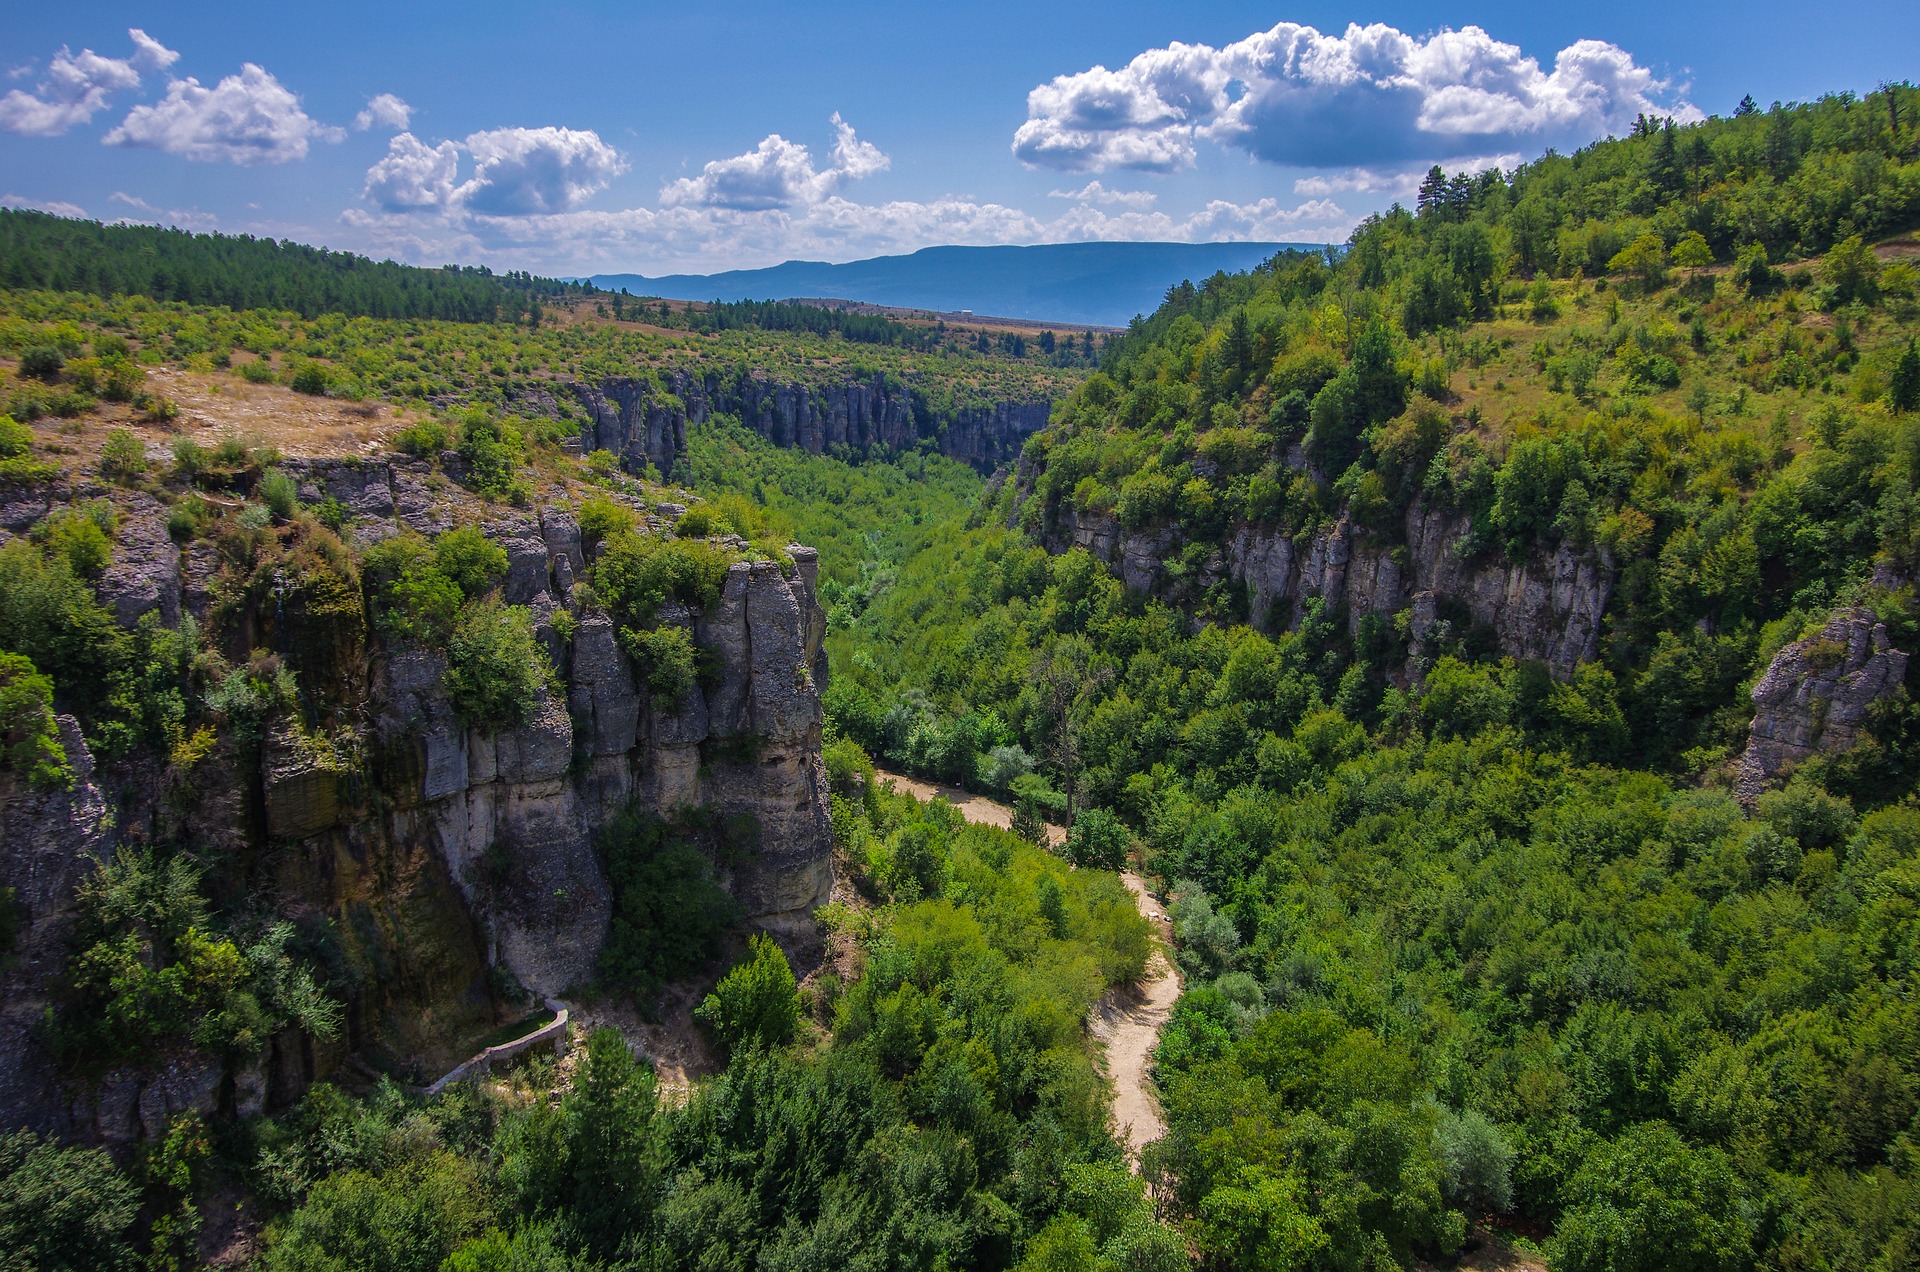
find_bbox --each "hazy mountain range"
[589,241,1319,327]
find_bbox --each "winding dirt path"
[872,769,1181,1163]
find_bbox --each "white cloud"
[458,126,626,214]
[108,190,218,232]
[105,63,344,163]
[1048,180,1157,208]
[1,193,88,217]
[660,115,889,210]
[128,30,180,72]
[0,28,177,137]
[1014,21,1697,172]
[353,92,411,132]
[343,187,1349,278]
[363,132,461,210]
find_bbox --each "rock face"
[1735,607,1910,802]
[551,368,1051,475]
[1045,498,1613,679]
[0,718,115,1136]
[0,465,836,1134]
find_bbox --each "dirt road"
[872,768,1181,1163]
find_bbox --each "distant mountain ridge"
[590,241,1320,327]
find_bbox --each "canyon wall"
[546,368,1052,475]
[0,460,834,1137]
[1042,497,1613,680]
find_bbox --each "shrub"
[0,1131,139,1272]
[594,533,733,626]
[19,346,65,381]
[455,409,525,500]
[393,419,450,458]
[1064,807,1130,871]
[674,507,714,537]
[0,651,71,787]
[289,363,331,396]
[40,506,114,578]
[598,807,740,1003]
[0,414,32,459]
[442,602,555,732]
[259,470,300,522]
[618,624,699,704]
[98,428,147,483]
[238,358,277,384]
[431,525,509,598]
[695,932,799,1055]
[576,496,636,549]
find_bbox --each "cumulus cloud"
[353,92,411,132]
[1049,180,1157,208]
[0,28,177,136]
[1014,21,1697,172]
[660,115,889,210]
[363,132,462,210]
[105,63,344,163]
[457,126,627,214]
[356,125,626,216]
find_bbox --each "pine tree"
[1890,340,1920,413]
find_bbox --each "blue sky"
[2,2,1913,275]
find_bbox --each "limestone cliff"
[1042,496,1612,680]
[539,367,1052,475]
[0,461,834,1134]
[1734,606,1910,802]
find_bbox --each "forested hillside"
[3,80,1920,1272]
[806,88,1920,1269]
[0,209,586,323]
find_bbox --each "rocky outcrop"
[1047,499,1613,679]
[1734,607,1909,802]
[0,718,116,1134]
[0,465,836,1134]
[546,367,1051,475]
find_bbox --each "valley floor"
[872,768,1181,1161]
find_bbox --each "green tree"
[1608,233,1669,290]
[1671,231,1713,281]
[262,1153,485,1272]
[1889,340,1920,413]
[0,651,71,787]
[1011,794,1048,846]
[1821,234,1880,305]
[1551,1122,1751,1272]
[0,1131,139,1272]
[442,602,555,732]
[695,932,800,1054]
[563,1028,659,1260]
[1064,807,1130,871]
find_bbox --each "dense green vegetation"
[25,778,1164,1271]
[778,90,1920,1269]
[6,80,1920,1272]
[0,276,1080,426]
[631,295,1108,367]
[0,209,584,323]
